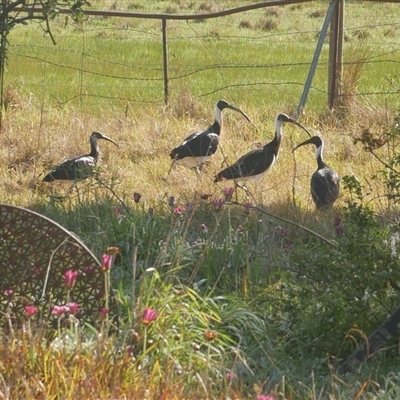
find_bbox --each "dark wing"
[214,148,275,181]
[170,127,219,160]
[311,168,340,209]
[43,155,96,182]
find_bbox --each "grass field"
[2,1,400,399]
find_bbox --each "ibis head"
[216,100,251,124]
[276,113,312,138]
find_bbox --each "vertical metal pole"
[328,0,344,109]
[296,3,335,119]
[162,18,169,105]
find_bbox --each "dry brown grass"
[0,85,393,220]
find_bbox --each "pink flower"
[84,265,95,275]
[67,302,80,315]
[142,307,158,325]
[278,226,289,236]
[51,305,69,317]
[257,395,275,400]
[24,305,38,317]
[173,206,185,215]
[99,307,109,319]
[333,216,342,227]
[335,225,344,235]
[284,244,293,251]
[64,270,78,289]
[333,216,344,235]
[101,254,113,272]
[226,371,235,383]
[223,187,234,201]
[133,192,142,204]
[3,289,13,297]
[212,198,225,211]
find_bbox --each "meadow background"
[2,0,400,398]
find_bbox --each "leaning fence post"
[162,17,169,105]
[296,2,335,119]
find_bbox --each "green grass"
[7,1,400,114]
[2,1,400,398]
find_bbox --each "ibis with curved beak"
[292,135,339,209]
[42,131,119,182]
[214,113,311,183]
[169,100,250,173]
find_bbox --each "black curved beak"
[226,104,251,123]
[292,136,318,152]
[100,134,119,148]
[287,118,312,138]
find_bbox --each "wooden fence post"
[162,17,169,105]
[328,0,344,109]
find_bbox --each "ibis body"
[214,113,311,183]
[42,131,118,182]
[169,100,250,171]
[293,135,339,209]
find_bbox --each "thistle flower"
[111,206,123,220]
[133,192,142,204]
[243,201,252,215]
[64,270,78,289]
[212,198,224,212]
[223,187,234,201]
[333,216,344,235]
[168,196,176,207]
[142,307,158,325]
[278,226,289,236]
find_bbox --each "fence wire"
[8,1,400,113]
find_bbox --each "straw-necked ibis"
[293,135,339,209]
[169,100,250,173]
[42,131,118,182]
[214,113,311,183]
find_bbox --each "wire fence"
[8,1,400,114]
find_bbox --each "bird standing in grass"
[214,113,311,183]
[292,135,340,210]
[42,131,119,183]
[169,100,250,174]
